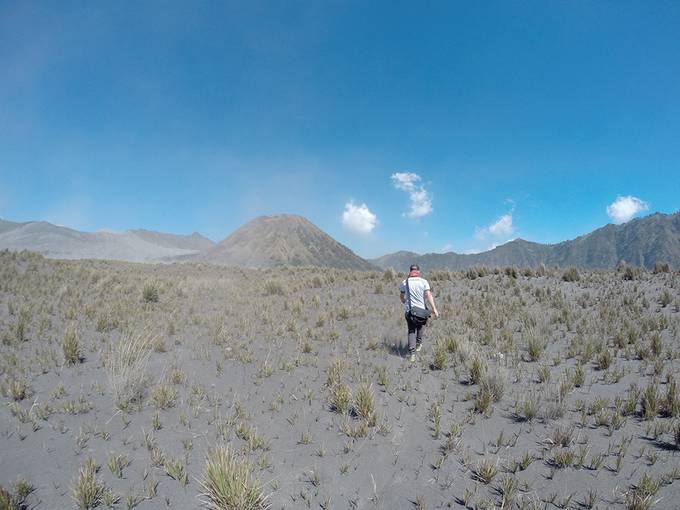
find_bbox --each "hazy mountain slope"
[130,229,215,251]
[0,221,209,262]
[373,211,680,270]
[371,251,420,270]
[197,214,376,270]
[0,219,24,235]
[547,213,680,268]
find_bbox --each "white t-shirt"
[399,277,430,311]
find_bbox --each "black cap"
[409,264,420,271]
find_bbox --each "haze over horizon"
[2,2,679,258]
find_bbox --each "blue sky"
[1,1,679,258]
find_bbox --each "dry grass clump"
[105,331,155,410]
[432,341,448,370]
[142,283,160,303]
[664,375,680,418]
[198,445,270,510]
[0,479,33,510]
[624,473,660,510]
[495,476,518,508]
[640,384,661,420]
[263,279,285,296]
[71,458,105,509]
[619,263,642,281]
[467,356,487,385]
[150,383,178,410]
[329,384,352,414]
[376,365,390,389]
[61,325,83,365]
[514,395,540,422]
[235,423,270,451]
[326,358,345,387]
[164,457,188,485]
[107,453,130,479]
[354,384,377,427]
[1,375,30,401]
[474,371,505,414]
[472,457,498,484]
[525,332,544,362]
[562,267,580,282]
[652,261,671,274]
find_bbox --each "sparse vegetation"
[1,250,679,508]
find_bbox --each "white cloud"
[342,201,377,234]
[606,196,649,224]
[476,213,514,240]
[391,172,433,218]
[488,214,513,236]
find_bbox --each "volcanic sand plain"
[1,251,680,509]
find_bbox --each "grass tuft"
[71,458,105,509]
[105,331,155,410]
[354,384,378,427]
[198,445,270,510]
[62,325,83,365]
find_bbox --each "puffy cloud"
[391,172,432,218]
[606,196,649,224]
[476,213,514,239]
[342,201,377,234]
[488,214,513,236]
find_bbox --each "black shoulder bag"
[405,277,431,326]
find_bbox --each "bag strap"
[405,277,412,312]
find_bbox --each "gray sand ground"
[1,251,680,509]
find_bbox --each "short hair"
[409,264,420,271]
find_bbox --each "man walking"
[400,264,439,362]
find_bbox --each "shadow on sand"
[384,337,409,357]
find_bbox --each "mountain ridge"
[372,211,680,270]
[0,220,215,263]
[1,211,679,270]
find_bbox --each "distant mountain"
[5,210,677,270]
[130,229,214,252]
[0,219,24,235]
[372,211,680,270]
[0,220,215,263]
[195,214,376,270]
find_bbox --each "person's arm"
[425,289,439,318]
[400,291,406,304]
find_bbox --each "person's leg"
[405,313,417,353]
[416,322,425,350]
